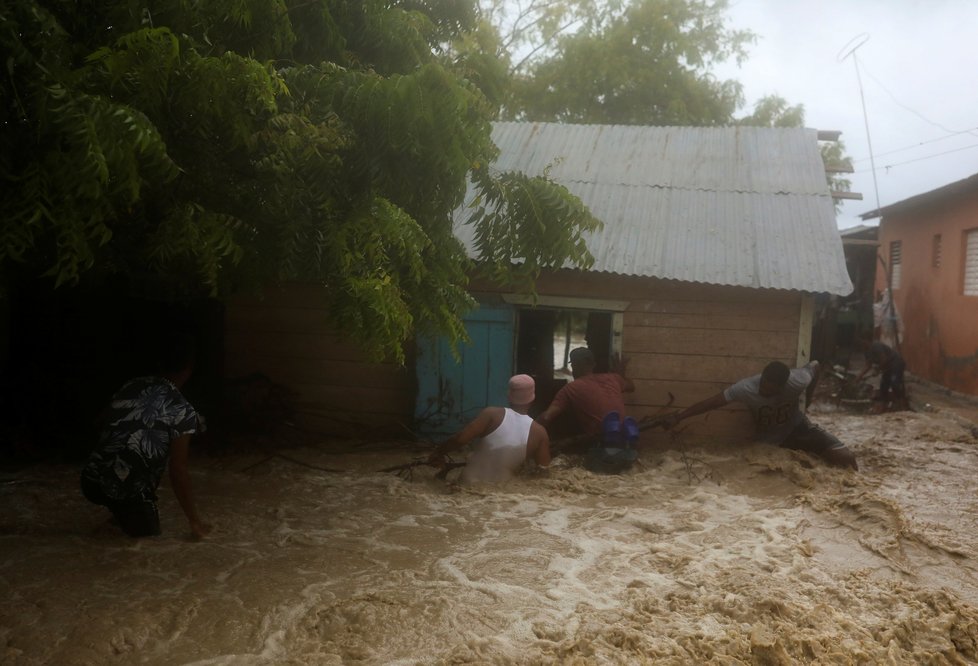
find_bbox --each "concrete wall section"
[876,193,978,395]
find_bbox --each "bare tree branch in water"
[240,452,344,474]
[671,428,721,486]
[382,394,680,481]
[378,458,466,481]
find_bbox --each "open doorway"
[514,307,620,424]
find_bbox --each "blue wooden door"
[415,303,515,437]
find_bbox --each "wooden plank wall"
[227,274,807,443]
[472,270,805,444]
[624,286,803,443]
[224,284,414,437]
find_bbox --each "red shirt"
[550,373,629,435]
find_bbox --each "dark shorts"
[780,417,847,455]
[879,358,906,400]
[81,475,161,537]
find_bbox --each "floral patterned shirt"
[82,377,201,501]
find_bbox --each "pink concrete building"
[862,172,978,395]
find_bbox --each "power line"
[845,58,978,163]
[853,142,978,174]
[838,34,882,214]
[859,61,978,139]
[850,127,978,163]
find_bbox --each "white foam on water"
[5,413,978,664]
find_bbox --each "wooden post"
[796,294,814,367]
[611,312,624,357]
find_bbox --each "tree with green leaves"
[1,0,599,361]
[737,95,806,128]
[481,0,853,197]
[500,0,754,125]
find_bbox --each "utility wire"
[853,142,978,174]
[858,61,978,139]
[839,51,978,174]
[838,34,881,214]
[850,127,978,163]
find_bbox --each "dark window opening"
[514,307,615,425]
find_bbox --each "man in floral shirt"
[81,335,210,538]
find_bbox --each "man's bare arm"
[528,423,551,469]
[536,403,562,429]
[665,392,729,428]
[428,408,497,464]
[169,435,210,540]
[805,360,821,409]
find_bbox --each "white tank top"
[461,408,533,483]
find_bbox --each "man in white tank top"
[428,375,551,483]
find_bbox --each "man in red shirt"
[537,347,635,437]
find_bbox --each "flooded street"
[3,407,978,664]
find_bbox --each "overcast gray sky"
[716,0,978,229]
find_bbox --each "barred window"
[965,230,978,296]
[889,240,902,290]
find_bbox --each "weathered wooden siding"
[472,270,808,443]
[226,273,810,443]
[224,284,414,437]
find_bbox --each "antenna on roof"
[838,33,882,216]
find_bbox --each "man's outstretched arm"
[805,360,821,409]
[664,392,730,429]
[428,408,496,465]
[537,394,567,429]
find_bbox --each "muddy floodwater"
[4,407,978,664]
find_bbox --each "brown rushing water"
[3,407,978,665]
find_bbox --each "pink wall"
[875,193,978,395]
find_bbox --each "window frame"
[889,239,902,290]
[964,228,978,296]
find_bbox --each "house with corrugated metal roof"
[413,122,853,442]
[225,122,853,442]
[860,172,978,395]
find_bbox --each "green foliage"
[503,0,753,125]
[737,95,805,128]
[467,166,601,286]
[322,62,495,221]
[444,18,511,107]
[819,140,853,203]
[1,0,596,361]
[481,0,621,75]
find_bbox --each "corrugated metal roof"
[454,122,853,295]
[840,224,878,238]
[860,171,978,220]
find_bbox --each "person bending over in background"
[536,347,635,438]
[428,374,551,483]
[81,333,211,539]
[855,341,908,412]
[665,360,858,470]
